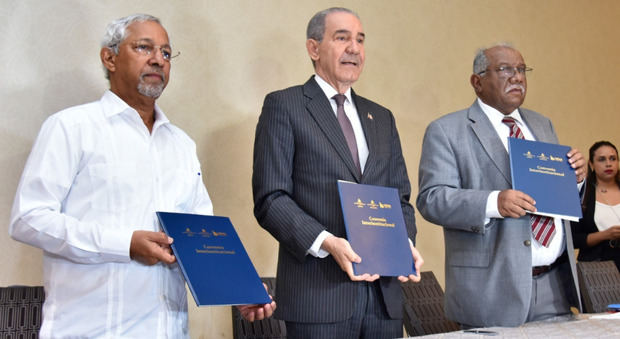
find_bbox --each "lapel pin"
[367,112,373,120]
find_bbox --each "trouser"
[286,281,402,339]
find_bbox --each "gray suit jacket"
[252,76,416,323]
[416,100,580,327]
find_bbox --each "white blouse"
[594,201,620,231]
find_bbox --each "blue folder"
[337,181,415,276]
[508,138,582,221]
[156,212,271,306]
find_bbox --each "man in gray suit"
[252,7,423,339]
[417,44,586,328]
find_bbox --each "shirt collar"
[477,97,524,126]
[100,90,170,128]
[152,105,169,130]
[314,74,353,104]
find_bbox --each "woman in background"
[572,141,620,271]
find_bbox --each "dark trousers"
[285,281,402,339]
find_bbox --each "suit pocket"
[446,228,491,267]
[449,250,490,267]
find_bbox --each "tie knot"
[333,94,346,107]
[502,116,524,139]
[502,117,517,126]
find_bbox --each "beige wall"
[1,0,619,337]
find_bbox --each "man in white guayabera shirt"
[9,14,274,338]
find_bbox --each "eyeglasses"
[112,40,180,61]
[132,41,180,61]
[478,65,533,78]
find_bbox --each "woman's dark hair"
[583,140,620,209]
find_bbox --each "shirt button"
[524,240,531,247]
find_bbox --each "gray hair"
[306,7,359,42]
[473,42,514,76]
[101,14,162,79]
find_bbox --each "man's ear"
[100,47,116,74]
[470,73,482,94]
[306,39,320,62]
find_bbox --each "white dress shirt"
[10,91,213,338]
[478,98,565,266]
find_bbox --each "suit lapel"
[352,89,376,178]
[468,101,512,184]
[520,109,550,143]
[303,77,361,180]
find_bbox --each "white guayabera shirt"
[10,91,213,338]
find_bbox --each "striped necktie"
[503,117,556,247]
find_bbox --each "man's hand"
[321,236,379,282]
[498,189,536,218]
[130,230,176,265]
[567,148,587,183]
[398,244,424,283]
[236,283,277,322]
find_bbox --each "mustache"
[340,57,360,65]
[505,84,525,94]
[140,67,166,81]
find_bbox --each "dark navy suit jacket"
[252,76,416,322]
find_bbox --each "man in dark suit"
[252,7,423,338]
[416,44,586,328]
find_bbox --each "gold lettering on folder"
[195,244,235,255]
[361,216,395,228]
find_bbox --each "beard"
[137,70,166,98]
